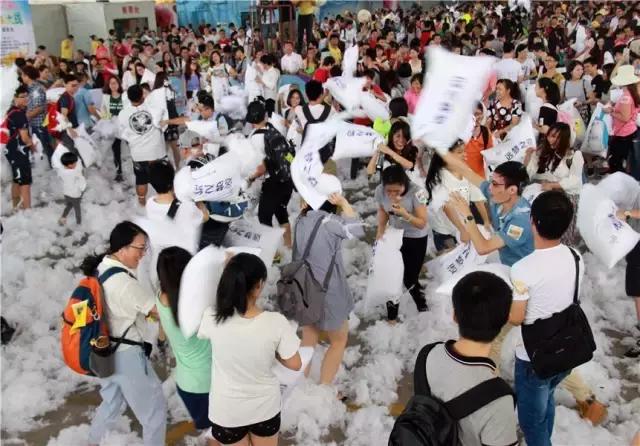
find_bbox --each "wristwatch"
[624,210,632,221]
[465,215,475,223]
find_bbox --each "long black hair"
[156,246,192,326]
[215,253,267,324]
[424,139,465,202]
[387,120,417,165]
[80,221,148,275]
[381,164,411,196]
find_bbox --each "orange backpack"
[0,109,19,147]
[61,267,129,376]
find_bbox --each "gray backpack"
[277,214,337,326]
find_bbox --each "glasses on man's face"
[16,94,28,99]
[129,244,148,253]
[490,180,506,188]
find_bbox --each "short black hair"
[530,190,574,240]
[200,93,214,110]
[389,97,408,118]
[127,84,144,103]
[13,85,27,97]
[149,161,175,194]
[21,65,39,80]
[503,41,515,54]
[60,151,79,166]
[397,62,412,78]
[63,74,78,84]
[381,164,410,195]
[305,79,323,101]
[452,271,513,342]
[493,161,529,194]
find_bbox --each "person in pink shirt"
[404,74,422,114]
[605,65,639,173]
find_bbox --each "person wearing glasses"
[4,86,35,210]
[442,154,608,426]
[82,221,167,446]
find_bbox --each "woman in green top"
[303,43,319,77]
[156,247,213,441]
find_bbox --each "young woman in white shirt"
[207,50,234,107]
[425,139,490,252]
[256,54,280,102]
[197,253,301,446]
[524,122,584,244]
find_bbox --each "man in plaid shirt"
[21,65,53,165]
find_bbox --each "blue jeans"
[515,357,570,446]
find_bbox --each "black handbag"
[522,248,596,379]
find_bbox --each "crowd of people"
[4,1,640,445]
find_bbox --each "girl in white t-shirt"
[425,139,489,252]
[197,253,301,446]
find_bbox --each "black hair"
[452,271,513,342]
[503,41,515,54]
[63,74,78,84]
[381,164,411,196]
[536,77,560,105]
[286,88,305,108]
[330,65,342,77]
[566,60,584,79]
[305,79,323,101]
[493,161,529,194]
[200,93,215,110]
[127,84,144,103]
[60,152,79,167]
[156,246,192,326]
[530,190,574,240]
[410,73,422,85]
[21,65,38,81]
[397,62,412,78]
[389,97,409,119]
[425,139,465,202]
[215,253,267,323]
[515,43,528,55]
[149,161,175,194]
[14,85,28,97]
[80,221,148,275]
[321,55,336,67]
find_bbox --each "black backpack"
[389,342,515,446]
[255,124,296,183]
[301,104,335,163]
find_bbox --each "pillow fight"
[2,1,640,445]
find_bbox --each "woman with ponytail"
[156,247,213,444]
[85,221,167,446]
[197,253,301,446]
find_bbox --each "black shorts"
[176,386,210,430]
[626,241,640,296]
[6,153,32,186]
[210,413,280,445]
[164,125,179,142]
[133,158,168,186]
[258,178,293,226]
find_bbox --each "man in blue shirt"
[442,156,534,266]
[441,151,607,426]
[73,72,99,131]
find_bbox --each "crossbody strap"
[293,214,325,261]
[568,247,580,305]
[444,377,515,419]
